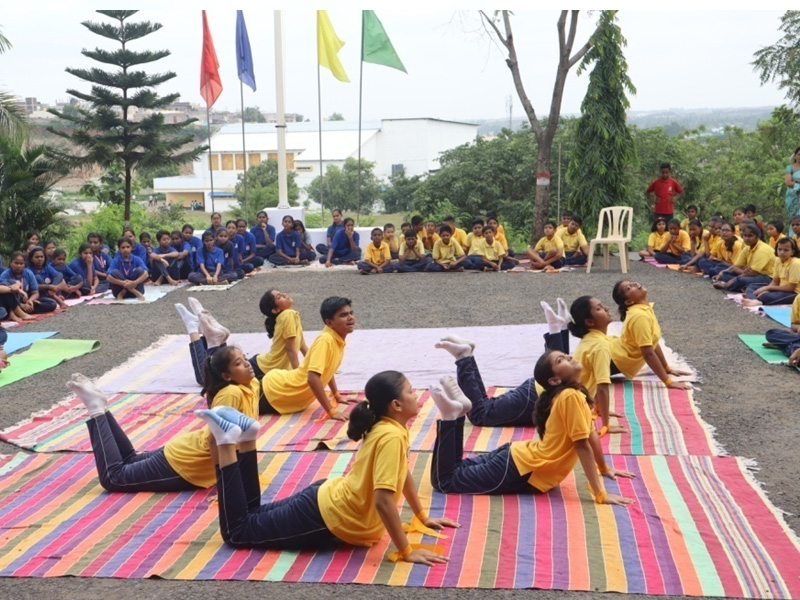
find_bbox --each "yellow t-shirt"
[768,235,786,249]
[256,309,305,374]
[473,239,505,261]
[384,235,399,253]
[432,238,465,264]
[647,231,670,251]
[680,217,690,232]
[534,235,564,254]
[791,293,800,324]
[510,388,593,493]
[365,241,392,266]
[318,417,409,546]
[690,230,708,254]
[574,330,613,397]
[465,232,484,254]
[556,224,568,233]
[734,240,777,275]
[420,232,440,251]
[704,233,719,256]
[494,230,509,251]
[261,325,345,414]
[663,230,691,255]
[558,228,588,253]
[608,303,661,379]
[451,227,468,250]
[712,238,742,263]
[163,380,260,488]
[399,239,425,257]
[772,256,800,290]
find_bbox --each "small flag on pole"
[362,10,407,73]
[236,10,256,91]
[317,10,349,82]
[200,10,223,107]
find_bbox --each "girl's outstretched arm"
[574,438,633,506]
[374,489,448,567]
[402,470,460,531]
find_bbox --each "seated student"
[732,206,746,236]
[205,211,225,239]
[293,219,317,259]
[64,344,260,493]
[420,220,440,253]
[638,217,669,260]
[316,208,344,256]
[226,220,254,275]
[765,293,800,366]
[558,215,589,266]
[50,248,85,298]
[0,251,58,320]
[766,220,785,249]
[43,240,57,265]
[358,228,396,274]
[654,218,691,264]
[610,280,692,389]
[700,221,742,276]
[680,205,699,232]
[251,210,277,259]
[410,215,425,240]
[237,219,265,268]
[557,209,573,233]
[680,218,712,273]
[260,296,354,420]
[485,210,507,240]
[87,232,111,293]
[181,223,203,269]
[67,243,99,296]
[272,215,315,266]
[214,228,242,281]
[526,221,565,269]
[427,224,466,272]
[396,230,431,272]
[744,203,764,231]
[323,218,362,267]
[25,231,40,247]
[742,237,800,306]
[428,349,636,505]
[169,229,193,280]
[464,218,484,254]
[107,237,149,300]
[791,216,800,239]
[121,227,149,263]
[712,222,776,292]
[27,246,69,311]
[399,221,412,242]
[196,371,458,563]
[382,222,400,259]
[466,225,513,271]
[486,216,516,259]
[149,229,181,285]
[442,216,468,253]
[188,231,235,285]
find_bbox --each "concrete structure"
[153,118,477,213]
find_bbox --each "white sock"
[175,303,199,335]
[435,340,472,359]
[188,296,230,337]
[541,301,566,335]
[440,375,473,417]
[187,297,206,316]
[430,385,462,421]
[199,313,229,348]
[440,334,476,351]
[213,406,261,442]
[556,298,570,329]
[195,409,242,445]
[66,373,107,418]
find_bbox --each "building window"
[249,153,262,167]
[391,163,404,176]
[296,165,312,172]
[221,154,234,170]
[234,153,245,170]
[209,154,219,171]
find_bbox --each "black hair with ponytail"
[259,289,279,338]
[201,345,238,406]
[533,351,593,439]
[567,295,594,339]
[347,370,406,441]
[612,280,629,321]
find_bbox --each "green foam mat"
[0,339,100,388]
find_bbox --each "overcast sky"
[0,6,789,122]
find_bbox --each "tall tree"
[0,26,27,142]
[567,11,636,232]
[753,11,800,107]
[47,10,205,225]
[480,11,602,240]
[234,159,299,216]
[307,158,381,212]
[243,106,266,123]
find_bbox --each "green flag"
[361,10,407,73]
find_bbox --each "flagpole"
[274,10,289,210]
[356,12,364,227]
[206,103,215,214]
[239,79,248,222]
[317,62,324,224]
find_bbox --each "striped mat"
[0,382,715,456]
[0,451,797,596]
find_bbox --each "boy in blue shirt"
[50,249,84,298]
[181,224,203,269]
[250,210,277,259]
[67,244,98,296]
[322,217,362,267]
[107,237,149,300]
[170,230,193,279]
[271,215,315,266]
[214,228,242,280]
[150,229,181,285]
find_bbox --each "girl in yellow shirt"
[638,217,669,259]
[702,221,742,276]
[653,219,691,264]
[712,222,776,292]
[252,289,307,374]
[428,350,635,505]
[197,370,459,565]
[742,237,800,306]
[610,280,692,389]
[65,344,260,493]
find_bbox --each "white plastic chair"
[586,206,633,274]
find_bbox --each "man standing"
[646,162,683,223]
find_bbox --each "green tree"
[307,158,381,213]
[567,11,637,232]
[0,136,69,257]
[233,159,299,217]
[243,106,266,123]
[47,10,205,225]
[753,11,800,107]
[80,159,141,205]
[0,26,27,142]
[136,162,180,188]
[328,112,345,121]
[382,167,422,213]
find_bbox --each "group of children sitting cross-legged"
[64,277,691,565]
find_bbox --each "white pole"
[274,10,289,209]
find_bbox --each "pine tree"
[566,11,636,233]
[48,10,205,224]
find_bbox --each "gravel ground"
[0,260,797,600]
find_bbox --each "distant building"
[153,118,477,212]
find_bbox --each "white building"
[153,118,477,212]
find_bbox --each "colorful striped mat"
[0,382,715,456]
[0,450,797,596]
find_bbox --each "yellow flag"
[317,10,349,82]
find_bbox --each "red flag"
[200,10,222,107]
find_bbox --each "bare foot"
[741,298,762,307]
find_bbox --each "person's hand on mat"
[789,348,800,366]
[423,516,460,530]
[405,548,449,566]
[666,380,692,390]
[603,467,636,481]
[603,493,635,506]
[669,367,692,377]
[609,410,625,419]
[608,424,628,434]
[329,411,348,422]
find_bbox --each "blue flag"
[236,10,256,91]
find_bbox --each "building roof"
[208,128,380,161]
